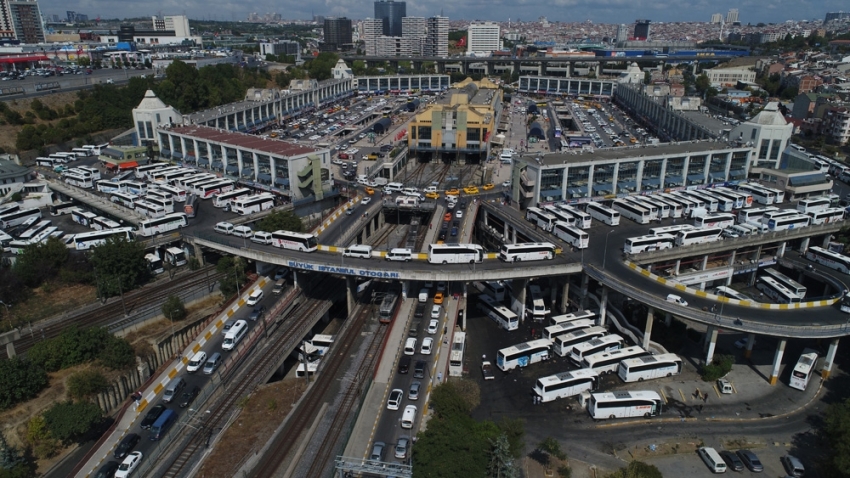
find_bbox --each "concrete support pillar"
[580,273,589,309]
[777,241,786,258]
[192,244,204,265]
[560,281,570,314]
[513,279,528,322]
[292,270,298,289]
[769,339,787,385]
[673,259,680,276]
[744,333,755,359]
[598,286,609,327]
[642,306,654,349]
[401,280,409,300]
[704,326,718,364]
[346,276,356,317]
[664,312,672,327]
[823,235,832,248]
[800,237,810,253]
[701,255,709,271]
[822,338,839,379]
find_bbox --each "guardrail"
[0,86,25,96]
[34,82,60,92]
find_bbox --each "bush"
[42,401,103,445]
[0,358,48,410]
[27,326,135,373]
[98,335,135,370]
[67,369,108,400]
[25,416,58,459]
[701,354,734,381]
[606,461,663,478]
[161,295,187,322]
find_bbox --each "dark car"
[223,319,235,331]
[94,461,120,478]
[719,450,744,472]
[459,200,467,209]
[113,433,140,459]
[450,227,458,237]
[438,229,447,241]
[398,356,411,374]
[179,386,201,408]
[414,303,426,318]
[140,404,166,430]
[414,360,426,379]
[249,305,266,321]
[380,144,393,152]
[736,449,764,472]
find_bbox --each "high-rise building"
[726,8,739,24]
[425,16,449,57]
[467,22,501,54]
[362,18,383,56]
[710,13,723,24]
[323,17,353,51]
[824,12,850,23]
[401,16,426,55]
[0,0,45,44]
[374,0,405,37]
[633,19,650,41]
[615,24,628,43]
[152,15,191,37]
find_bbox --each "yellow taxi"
[629,137,637,144]
[463,186,480,195]
[364,186,375,195]
[425,191,439,199]
[482,183,495,191]
[433,292,445,304]
[446,188,460,196]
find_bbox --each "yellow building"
[407,78,500,163]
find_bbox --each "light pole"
[0,300,12,330]
[602,229,615,270]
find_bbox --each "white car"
[115,451,142,478]
[387,389,403,410]
[421,337,434,355]
[502,180,511,187]
[430,305,442,319]
[666,294,688,307]
[361,197,371,205]
[427,319,439,334]
[455,210,463,218]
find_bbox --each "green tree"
[216,256,248,298]
[25,416,58,459]
[90,235,149,298]
[606,461,663,478]
[42,401,103,445]
[98,334,136,370]
[488,433,519,478]
[257,209,304,233]
[161,294,187,321]
[67,369,108,401]
[701,354,734,381]
[0,358,48,410]
[13,237,70,287]
[825,397,850,474]
[76,56,91,67]
[694,73,711,94]
[497,417,526,460]
[0,432,23,469]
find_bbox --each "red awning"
[0,55,50,64]
[118,161,139,170]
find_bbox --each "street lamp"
[0,300,12,330]
[602,229,615,270]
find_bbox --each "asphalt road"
[3,68,149,100]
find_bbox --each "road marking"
[678,388,686,403]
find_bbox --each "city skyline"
[37,0,850,25]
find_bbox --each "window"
[750,128,757,140]
[137,121,146,138]
[769,140,781,160]
[156,113,161,123]
[758,139,770,160]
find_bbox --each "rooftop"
[0,159,30,180]
[528,140,746,167]
[680,110,732,135]
[164,125,322,157]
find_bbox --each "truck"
[481,361,495,380]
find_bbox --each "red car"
[338,152,349,159]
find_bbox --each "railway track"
[9,266,223,355]
[367,223,399,249]
[399,163,425,186]
[159,281,338,478]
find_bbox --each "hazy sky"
[43,0,843,25]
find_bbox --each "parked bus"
[675,227,723,247]
[122,181,148,196]
[738,206,779,225]
[588,390,663,420]
[581,345,647,374]
[134,163,167,179]
[648,224,694,236]
[585,202,620,226]
[270,230,319,252]
[756,276,802,304]
[694,213,736,229]
[623,197,660,220]
[478,294,519,331]
[449,331,466,377]
[549,310,596,327]
[177,174,216,189]
[569,335,626,365]
[36,157,60,168]
[496,338,552,372]
[543,319,595,342]
[797,196,831,214]
[632,196,669,218]
[49,200,78,216]
[136,213,189,237]
[482,281,506,301]
[805,246,850,274]
[183,194,200,218]
[0,230,13,252]
[146,251,164,274]
[156,184,187,202]
[552,222,589,249]
[145,196,173,213]
[90,216,120,231]
[611,200,651,225]
[527,284,549,321]
[761,209,800,225]
[533,369,600,403]
[618,353,683,382]
[428,243,485,264]
[70,209,96,227]
[789,349,819,391]
[682,190,719,212]
[762,268,806,298]
[652,196,683,218]
[110,191,139,209]
[134,200,167,219]
[213,188,252,209]
[807,207,845,225]
[737,184,776,205]
[623,234,675,254]
[73,227,135,250]
[17,220,52,241]
[165,247,187,267]
[70,147,92,158]
[542,205,577,228]
[556,204,592,228]
[231,193,275,215]
[64,172,93,189]
[712,187,750,209]
[76,166,101,181]
[714,286,749,301]
[96,180,127,194]
[661,193,695,217]
[699,190,734,212]
[195,179,234,199]
[670,191,705,213]
[0,208,42,230]
[498,242,557,262]
[378,292,399,324]
[767,214,810,232]
[530,208,558,231]
[553,326,608,357]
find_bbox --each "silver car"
[395,437,409,459]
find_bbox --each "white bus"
[17,220,52,240]
[588,391,663,420]
[428,243,485,264]
[543,319,595,342]
[699,190,734,212]
[712,187,749,209]
[196,179,235,199]
[134,163,167,179]
[0,208,42,230]
[585,202,620,226]
[213,188,252,209]
[805,246,850,274]
[611,200,651,225]
[231,193,275,215]
[714,286,749,301]
[146,251,164,274]
[533,369,600,403]
[789,349,819,391]
[499,242,557,262]
[694,213,736,229]
[156,184,188,203]
[648,224,694,236]
[633,196,669,218]
[553,326,608,357]
[652,196,683,218]
[134,200,167,219]
[496,338,552,372]
[762,268,806,298]
[552,222,589,249]
[531,209,558,231]
[761,209,800,225]
[527,284,549,321]
[550,309,595,327]
[756,276,802,304]
[165,247,187,267]
[137,213,189,237]
[797,196,832,214]
[145,196,173,213]
[176,173,216,189]
[807,207,845,225]
[90,216,120,231]
[448,331,466,377]
[64,172,93,189]
[70,209,97,227]
[623,234,675,254]
[738,206,779,225]
[110,191,139,209]
[49,201,78,216]
[0,230,12,252]
[36,157,61,168]
[543,205,577,228]
[122,181,148,196]
[96,180,127,194]
[623,197,660,220]
[482,281,506,301]
[556,204,592,228]
[683,190,719,213]
[670,191,705,213]
[618,353,683,382]
[478,294,519,331]
[73,227,135,250]
[581,345,647,374]
[737,184,775,205]
[569,334,626,365]
[154,168,191,184]
[675,227,723,247]
[271,230,319,252]
[76,166,101,181]
[767,214,810,232]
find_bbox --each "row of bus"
[33,144,107,169]
[525,205,591,250]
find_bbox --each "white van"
[342,244,373,259]
[698,447,727,473]
[251,231,273,244]
[401,404,417,429]
[386,248,412,262]
[384,182,403,193]
[232,225,253,238]
[222,320,248,351]
[246,289,264,306]
[186,351,206,373]
[214,222,234,234]
[404,338,417,355]
[418,288,429,303]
